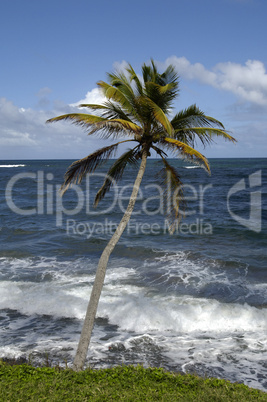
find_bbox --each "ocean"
[0,158,266,391]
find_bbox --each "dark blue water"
[0,158,266,391]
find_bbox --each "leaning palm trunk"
[73,151,147,371]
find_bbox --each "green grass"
[0,362,266,401]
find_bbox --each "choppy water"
[0,158,266,391]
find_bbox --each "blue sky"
[1,0,267,159]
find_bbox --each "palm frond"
[78,103,109,110]
[98,79,143,123]
[89,119,142,139]
[142,97,174,135]
[106,71,137,103]
[157,157,185,234]
[61,140,135,194]
[162,138,210,173]
[171,105,225,130]
[46,113,105,128]
[144,82,177,113]
[151,145,168,158]
[126,64,144,96]
[97,81,133,111]
[142,63,155,84]
[94,146,141,206]
[79,102,127,120]
[160,64,179,87]
[174,127,236,146]
[99,101,135,121]
[158,82,178,95]
[142,60,179,109]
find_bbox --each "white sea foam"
[1,263,266,334]
[0,164,26,168]
[99,286,267,333]
[0,255,266,391]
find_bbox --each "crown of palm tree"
[47,59,236,229]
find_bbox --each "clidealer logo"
[5,171,214,236]
[6,169,263,235]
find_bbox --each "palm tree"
[47,60,236,371]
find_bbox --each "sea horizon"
[1,156,267,161]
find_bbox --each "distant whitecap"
[0,164,26,168]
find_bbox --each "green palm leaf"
[171,104,225,130]
[97,81,135,115]
[79,102,132,122]
[78,104,109,110]
[94,147,141,206]
[162,137,210,172]
[175,127,236,145]
[46,113,105,129]
[126,64,144,96]
[157,157,185,234]
[142,61,179,110]
[142,97,174,135]
[161,65,179,87]
[61,140,137,194]
[106,71,137,103]
[89,119,142,138]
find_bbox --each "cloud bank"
[0,97,109,159]
[163,56,267,106]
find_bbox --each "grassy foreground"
[0,362,266,401]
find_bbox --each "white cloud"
[0,97,112,159]
[163,57,267,106]
[70,88,105,107]
[162,56,217,86]
[0,128,37,146]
